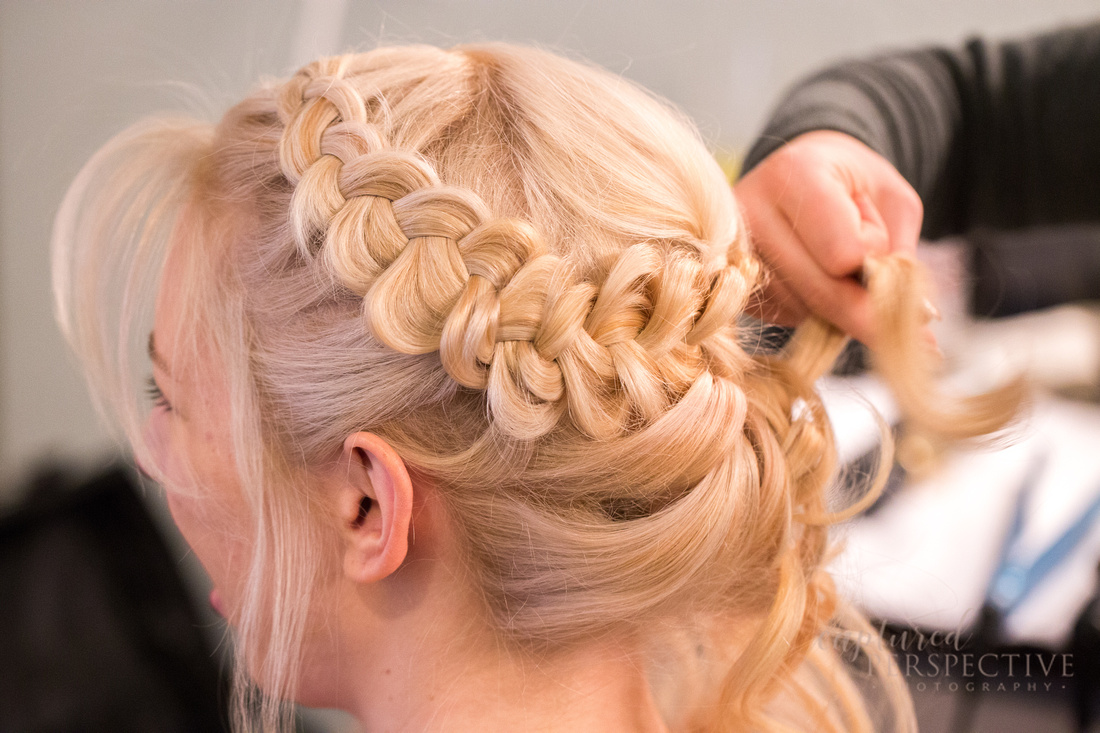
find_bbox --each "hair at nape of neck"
[52,41,1022,733]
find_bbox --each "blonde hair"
[53,43,1019,732]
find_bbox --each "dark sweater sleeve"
[741,22,1100,239]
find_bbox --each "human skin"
[145,225,672,732]
[144,261,252,627]
[734,130,924,346]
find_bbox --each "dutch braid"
[275,58,761,441]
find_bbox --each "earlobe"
[337,432,413,584]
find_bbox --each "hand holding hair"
[735,130,924,346]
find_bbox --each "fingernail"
[921,297,942,323]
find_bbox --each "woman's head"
[193,40,773,705]
[54,42,1012,732]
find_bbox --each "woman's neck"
[316,557,669,732]
[300,486,670,731]
[356,624,670,733]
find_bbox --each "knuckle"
[896,181,923,216]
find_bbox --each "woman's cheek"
[140,405,191,492]
[138,407,167,472]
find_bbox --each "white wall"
[2,0,1098,487]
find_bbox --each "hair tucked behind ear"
[54,42,1021,733]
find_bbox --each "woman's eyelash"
[146,375,172,411]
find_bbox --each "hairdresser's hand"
[734,130,924,346]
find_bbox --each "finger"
[784,171,890,279]
[874,179,923,256]
[823,276,877,346]
[746,200,878,343]
[748,271,809,327]
[740,202,812,326]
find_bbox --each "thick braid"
[276,58,762,440]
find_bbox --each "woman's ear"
[335,432,413,584]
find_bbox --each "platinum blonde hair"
[53,43,1020,732]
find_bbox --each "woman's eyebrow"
[147,332,171,375]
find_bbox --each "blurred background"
[4,2,1100,731]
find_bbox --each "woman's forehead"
[152,205,228,365]
[150,237,226,394]
[147,332,172,376]
[151,241,188,368]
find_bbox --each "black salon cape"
[0,464,229,733]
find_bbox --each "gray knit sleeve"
[741,23,1100,239]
